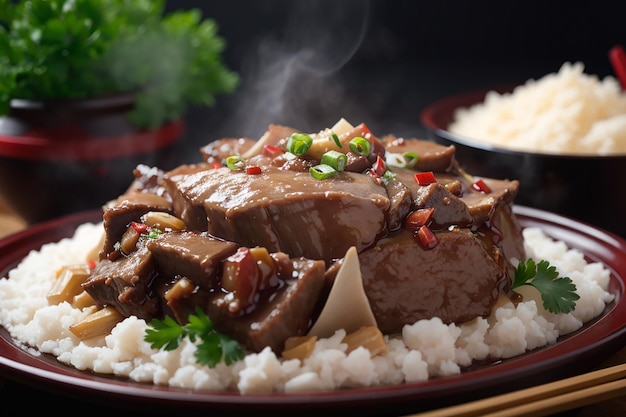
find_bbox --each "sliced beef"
[147,230,238,291]
[99,193,174,260]
[382,136,456,172]
[413,182,474,228]
[164,166,390,263]
[200,137,256,164]
[382,177,413,231]
[82,245,159,321]
[206,254,326,353]
[359,227,508,334]
[123,164,170,198]
[162,163,214,231]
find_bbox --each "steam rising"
[220,1,371,138]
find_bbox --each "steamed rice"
[449,62,626,155]
[0,222,614,393]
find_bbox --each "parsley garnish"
[512,259,579,314]
[144,306,244,367]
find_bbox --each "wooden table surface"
[0,197,624,416]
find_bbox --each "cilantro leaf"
[512,259,580,314]
[144,306,244,368]
[144,315,184,351]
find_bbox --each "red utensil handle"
[609,45,626,89]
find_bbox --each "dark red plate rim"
[1,207,625,415]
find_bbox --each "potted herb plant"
[0,0,238,224]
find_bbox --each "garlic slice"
[307,246,377,338]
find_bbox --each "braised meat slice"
[413,182,474,228]
[206,254,326,353]
[200,137,256,164]
[359,227,508,334]
[382,136,456,172]
[99,193,173,260]
[164,166,390,263]
[82,245,159,321]
[147,231,238,291]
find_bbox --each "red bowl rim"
[0,119,185,161]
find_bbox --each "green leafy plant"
[145,306,244,368]
[512,259,580,314]
[0,0,238,128]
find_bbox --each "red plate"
[1,207,625,416]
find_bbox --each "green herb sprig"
[0,0,239,128]
[145,306,244,367]
[512,259,579,314]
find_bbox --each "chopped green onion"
[330,132,342,147]
[349,137,370,156]
[386,152,419,168]
[310,164,337,180]
[402,152,419,168]
[321,150,347,171]
[287,133,313,156]
[225,155,246,170]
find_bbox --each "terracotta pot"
[0,93,185,224]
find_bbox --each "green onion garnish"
[310,163,337,180]
[321,150,347,171]
[349,137,370,156]
[330,132,342,147]
[402,152,419,168]
[287,133,313,156]
[225,155,245,170]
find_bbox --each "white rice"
[449,62,626,155]
[0,222,614,393]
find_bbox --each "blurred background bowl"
[0,94,185,225]
[420,86,626,238]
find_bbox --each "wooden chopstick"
[407,362,626,417]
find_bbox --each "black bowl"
[420,87,626,238]
[0,94,185,225]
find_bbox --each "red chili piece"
[360,123,372,137]
[404,207,435,228]
[414,171,436,185]
[211,161,223,169]
[246,166,262,175]
[130,221,148,234]
[472,179,492,194]
[88,259,97,269]
[263,144,283,157]
[416,225,438,249]
[372,155,386,177]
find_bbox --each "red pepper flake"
[130,221,148,234]
[404,207,435,228]
[246,165,262,175]
[263,144,283,157]
[372,155,386,177]
[415,225,438,249]
[414,171,436,185]
[360,123,372,137]
[472,178,492,194]
[87,259,97,269]
[211,161,223,169]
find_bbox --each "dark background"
[163,0,626,164]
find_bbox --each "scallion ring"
[310,163,337,180]
[287,133,313,156]
[321,150,347,171]
[349,136,370,156]
[330,132,342,147]
[225,155,246,170]
[402,152,419,168]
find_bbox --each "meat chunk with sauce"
[163,166,391,264]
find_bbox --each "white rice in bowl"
[449,62,626,155]
[0,222,615,394]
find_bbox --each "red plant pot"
[0,94,185,225]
